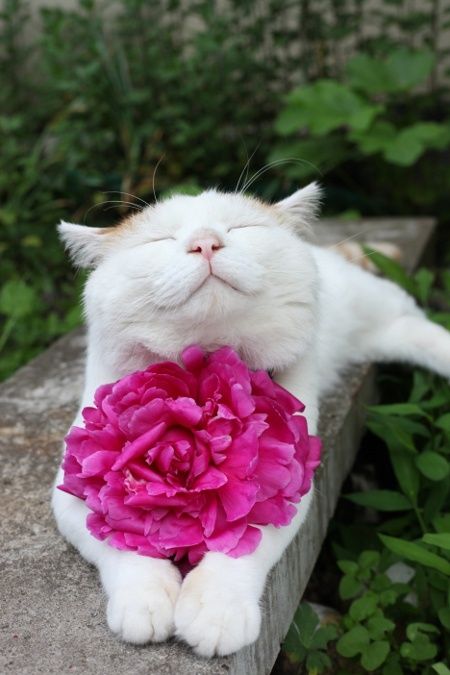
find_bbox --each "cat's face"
[60,184,321,372]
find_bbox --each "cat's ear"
[276,182,322,229]
[58,221,114,268]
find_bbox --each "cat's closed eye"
[148,236,176,243]
[227,224,263,232]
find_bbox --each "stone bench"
[0,218,435,675]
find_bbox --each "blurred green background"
[1,0,450,380]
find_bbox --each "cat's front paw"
[174,561,262,656]
[107,573,181,644]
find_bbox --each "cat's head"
[59,184,321,373]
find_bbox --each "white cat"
[52,184,450,657]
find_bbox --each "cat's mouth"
[189,271,243,298]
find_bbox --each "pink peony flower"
[59,346,321,565]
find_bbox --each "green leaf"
[437,606,450,629]
[423,533,450,551]
[383,128,424,166]
[436,413,450,433]
[351,120,396,155]
[352,120,450,165]
[283,619,307,660]
[416,452,449,481]
[368,403,428,417]
[409,371,431,403]
[306,650,331,673]
[337,560,358,575]
[380,534,450,575]
[310,624,338,650]
[433,513,450,533]
[367,416,416,453]
[382,655,403,675]
[401,623,439,662]
[386,48,435,91]
[389,451,420,503]
[0,280,36,319]
[346,490,413,511]
[383,123,450,166]
[336,625,370,658]
[361,641,391,671]
[387,417,430,439]
[432,664,450,675]
[275,80,382,136]
[347,48,435,94]
[358,550,381,570]
[422,391,450,411]
[292,603,319,649]
[367,612,396,640]
[406,622,439,640]
[339,575,364,599]
[379,513,415,535]
[346,54,392,94]
[361,247,415,294]
[414,268,435,304]
[424,481,450,523]
[400,639,437,661]
[349,593,378,621]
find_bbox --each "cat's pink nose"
[189,236,223,261]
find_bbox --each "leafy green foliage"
[283,602,338,673]
[271,14,450,219]
[274,47,450,177]
[283,258,450,672]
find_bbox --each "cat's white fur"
[52,184,450,657]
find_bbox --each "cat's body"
[52,185,450,656]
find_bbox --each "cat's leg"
[174,358,319,656]
[173,496,313,656]
[52,471,182,643]
[53,351,182,644]
[363,302,450,380]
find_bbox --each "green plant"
[282,254,450,673]
[335,550,444,673]
[283,602,338,674]
[271,47,450,208]
[336,551,401,672]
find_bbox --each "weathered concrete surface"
[0,218,435,674]
[316,217,435,270]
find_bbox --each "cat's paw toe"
[174,569,261,656]
[107,577,181,644]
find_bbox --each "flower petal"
[112,421,168,470]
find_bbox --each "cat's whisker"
[235,142,261,193]
[345,247,388,267]
[152,155,165,204]
[329,230,367,248]
[100,199,144,211]
[240,157,321,194]
[84,199,144,221]
[104,190,150,209]
[103,204,142,213]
